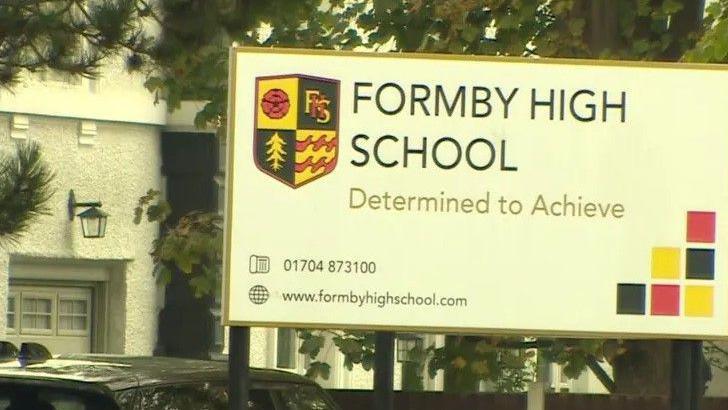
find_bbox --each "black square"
[617,284,646,315]
[686,248,715,280]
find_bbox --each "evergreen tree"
[0,143,54,244]
[0,0,154,87]
[266,132,286,172]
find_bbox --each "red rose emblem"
[261,89,290,119]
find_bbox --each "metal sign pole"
[229,326,251,410]
[671,340,704,410]
[374,331,395,410]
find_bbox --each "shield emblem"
[254,74,340,188]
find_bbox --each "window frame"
[18,291,56,336]
[57,291,92,337]
[276,328,298,369]
[6,291,18,334]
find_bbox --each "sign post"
[228,326,250,410]
[374,332,395,410]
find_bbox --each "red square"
[687,211,716,243]
[651,285,680,316]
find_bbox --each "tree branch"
[586,354,616,393]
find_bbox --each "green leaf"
[343,356,354,371]
[713,36,728,60]
[299,335,325,358]
[189,275,213,297]
[362,353,375,371]
[156,265,173,285]
[175,253,194,274]
[146,202,172,222]
[662,0,683,15]
[305,361,331,380]
[144,77,165,93]
[336,338,364,355]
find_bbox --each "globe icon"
[249,285,270,305]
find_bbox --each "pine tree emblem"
[266,132,286,172]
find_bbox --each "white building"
[0,66,165,356]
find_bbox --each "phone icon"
[249,255,271,274]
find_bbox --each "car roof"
[0,354,318,391]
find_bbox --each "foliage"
[134,189,222,297]
[131,0,710,131]
[297,330,376,380]
[0,0,154,87]
[427,336,536,393]
[705,342,728,373]
[683,0,728,62]
[0,143,55,244]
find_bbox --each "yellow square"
[651,247,680,279]
[257,77,299,131]
[685,286,713,317]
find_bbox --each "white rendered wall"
[0,114,162,354]
[0,59,166,125]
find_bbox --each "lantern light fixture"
[68,190,108,238]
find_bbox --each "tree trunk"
[663,0,706,61]
[612,340,672,395]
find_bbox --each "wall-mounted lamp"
[68,190,108,238]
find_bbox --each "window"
[20,295,54,335]
[8,286,94,350]
[139,384,227,410]
[58,298,90,335]
[210,295,224,355]
[0,385,117,410]
[7,294,16,334]
[276,328,297,369]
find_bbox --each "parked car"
[0,342,339,410]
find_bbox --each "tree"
[683,0,728,63]
[266,132,286,172]
[0,143,55,244]
[0,0,154,87]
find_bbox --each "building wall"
[0,114,162,354]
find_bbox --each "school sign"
[224,48,728,339]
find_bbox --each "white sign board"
[224,48,728,339]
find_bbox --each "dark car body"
[0,354,340,409]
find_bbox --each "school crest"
[254,74,340,188]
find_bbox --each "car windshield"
[0,384,118,410]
